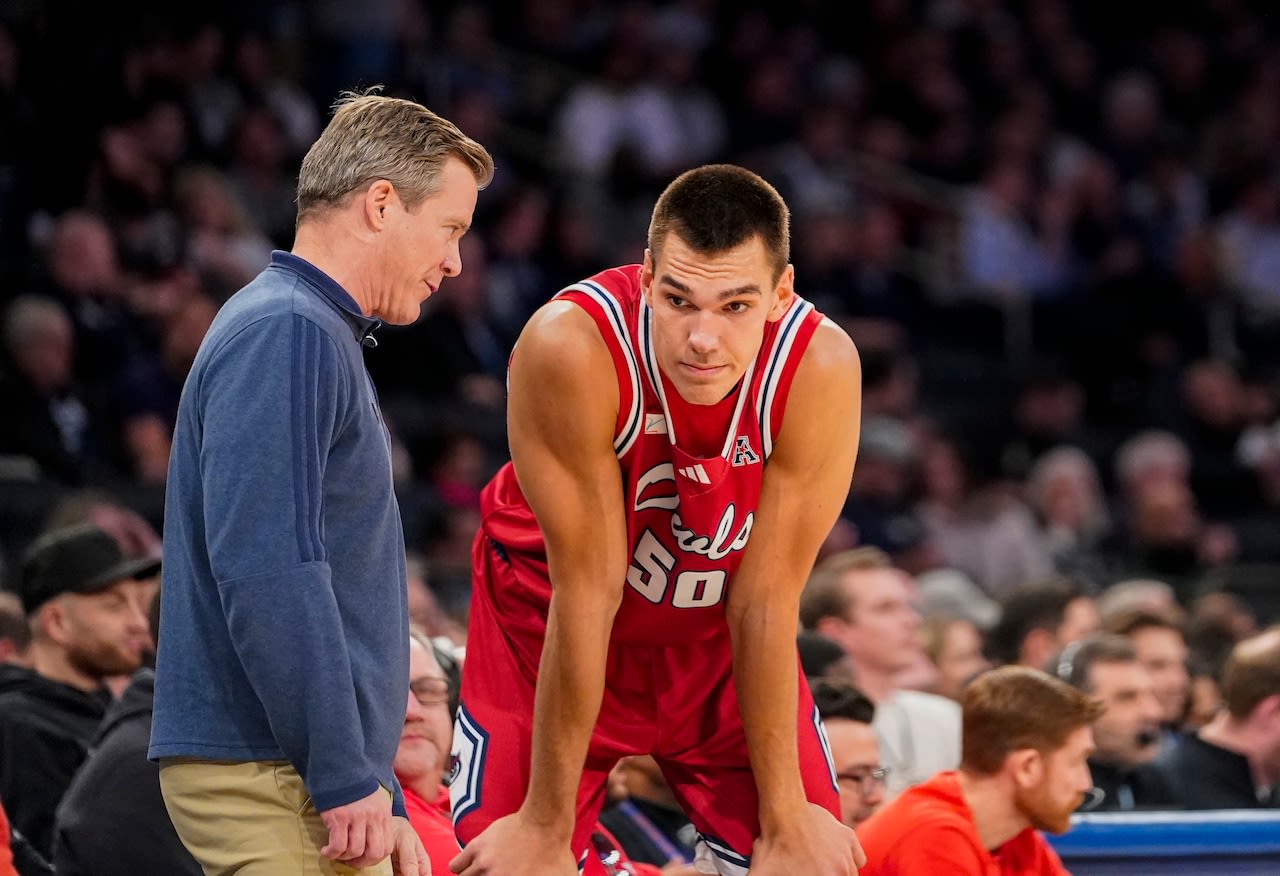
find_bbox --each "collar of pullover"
[270,250,382,346]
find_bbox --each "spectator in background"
[856,666,1098,875]
[0,295,105,484]
[1025,445,1113,585]
[51,584,201,876]
[811,678,887,828]
[1050,635,1177,810]
[0,593,28,666]
[395,631,458,876]
[797,630,858,686]
[922,614,992,703]
[1155,625,1280,809]
[800,547,962,798]
[0,524,157,859]
[1096,578,1182,628]
[150,90,492,876]
[985,577,1100,671]
[915,430,1052,598]
[1104,607,1192,744]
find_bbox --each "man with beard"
[1050,634,1178,810]
[855,666,1102,875]
[0,524,157,858]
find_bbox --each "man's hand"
[448,811,579,876]
[391,815,432,876]
[319,787,394,868]
[748,803,866,875]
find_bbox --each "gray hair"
[296,87,495,224]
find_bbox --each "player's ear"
[767,264,795,322]
[641,249,656,304]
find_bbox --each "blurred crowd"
[2,0,1280,871]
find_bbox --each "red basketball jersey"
[478,264,822,645]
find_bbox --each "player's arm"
[508,301,629,834]
[724,319,862,868]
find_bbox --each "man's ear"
[36,598,71,647]
[365,180,395,228]
[767,264,796,322]
[641,249,655,304]
[1007,748,1044,790]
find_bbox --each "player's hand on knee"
[748,802,863,875]
[448,811,579,875]
[391,815,432,876]
[320,788,395,868]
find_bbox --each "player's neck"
[955,768,1030,852]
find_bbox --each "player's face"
[394,638,455,786]
[642,232,794,406]
[825,718,886,827]
[1015,726,1095,834]
[372,157,479,326]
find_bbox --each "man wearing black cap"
[0,523,157,859]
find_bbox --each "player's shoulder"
[796,314,860,379]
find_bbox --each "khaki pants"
[159,759,394,876]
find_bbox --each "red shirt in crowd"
[403,784,461,876]
[856,772,1070,876]
[0,797,18,876]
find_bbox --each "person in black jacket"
[0,524,157,858]
[1154,625,1280,809]
[53,663,200,875]
[52,573,197,875]
[1049,634,1180,811]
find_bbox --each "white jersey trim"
[557,281,643,458]
[756,297,815,459]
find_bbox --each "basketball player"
[449,165,864,876]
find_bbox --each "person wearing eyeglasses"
[811,679,887,827]
[395,631,461,875]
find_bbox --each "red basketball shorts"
[451,537,840,874]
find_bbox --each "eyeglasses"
[409,677,450,707]
[835,767,890,792]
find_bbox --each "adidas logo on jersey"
[677,463,711,484]
[731,435,760,467]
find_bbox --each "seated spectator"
[1095,578,1182,629]
[800,547,962,798]
[1049,635,1178,810]
[856,666,1100,875]
[1154,625,1280,808]
[396,630,460,875]
[51,585,200,876]
[797,630,857,685]
[985,577,1099,671]
[597,755,697,870]
[0,593,28,666]
[1104,607,1191,745]
[0,296,108,485]
[811,678,886,827]
[0,524,156,858]
[922,614,992,703]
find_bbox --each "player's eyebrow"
[658,274,762,299]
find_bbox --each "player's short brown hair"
[799,547,893,630]
[648,164,791,283]
[961,666,1105,775]
[1220,626,1280,720]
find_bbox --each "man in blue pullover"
[149,89,493,876]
